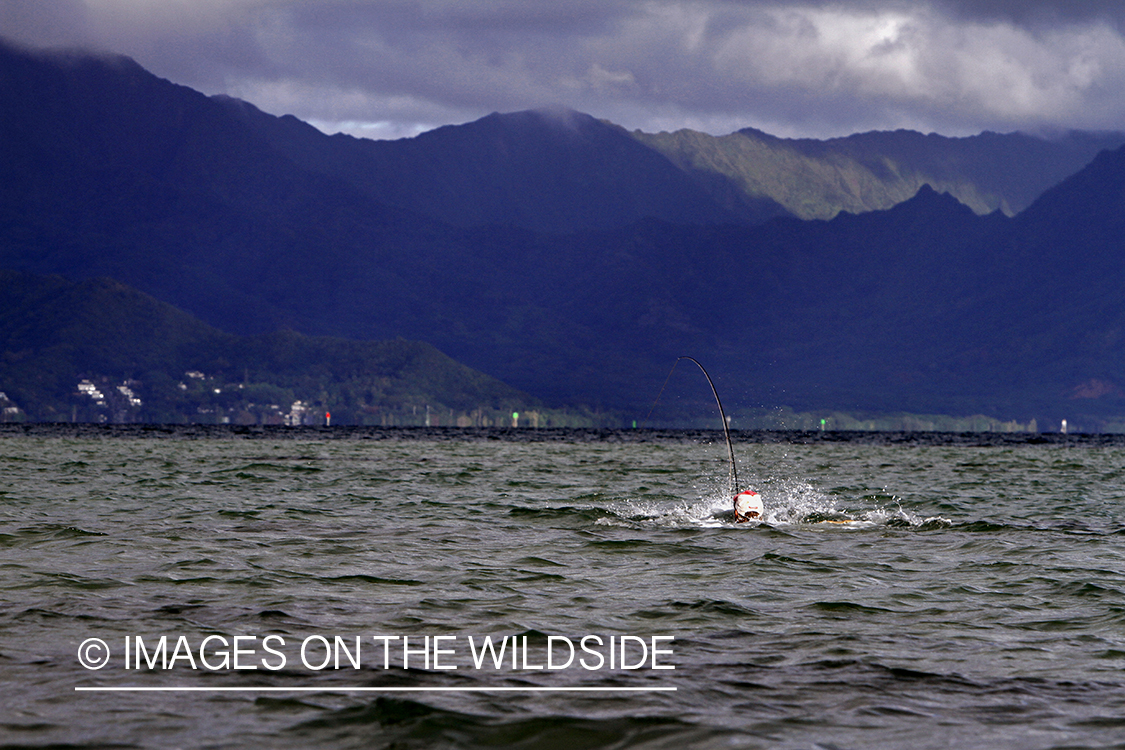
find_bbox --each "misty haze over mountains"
[2,40,1125,429]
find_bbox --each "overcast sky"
[4,0,1125,140]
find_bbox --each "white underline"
[75,686,676,693]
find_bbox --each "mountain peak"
[869,183,980,222]
[426,107,606,143]
[340,106,753,230]
[905,183,960,206]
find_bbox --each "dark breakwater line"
[1,423,1121,446]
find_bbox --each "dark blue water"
[2,426,1124,748]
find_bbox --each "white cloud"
[611,3,1125,134]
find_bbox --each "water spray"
[653,357,763,522]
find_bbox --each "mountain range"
[2,39,1125,429]
[219,87,1125,230]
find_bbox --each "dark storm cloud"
[3,0,1125,139]
[933,0,1125,26]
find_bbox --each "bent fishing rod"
[676,356,738,498]
[653,357,762,522]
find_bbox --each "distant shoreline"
[1,423,1117,446]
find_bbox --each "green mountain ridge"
[632,126,1125,220]
[0,270,574,426]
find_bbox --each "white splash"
[595,474,949,530]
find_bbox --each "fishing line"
[644,357,738,496]
[642,358,682,428]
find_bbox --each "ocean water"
[2,426,1125,749]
